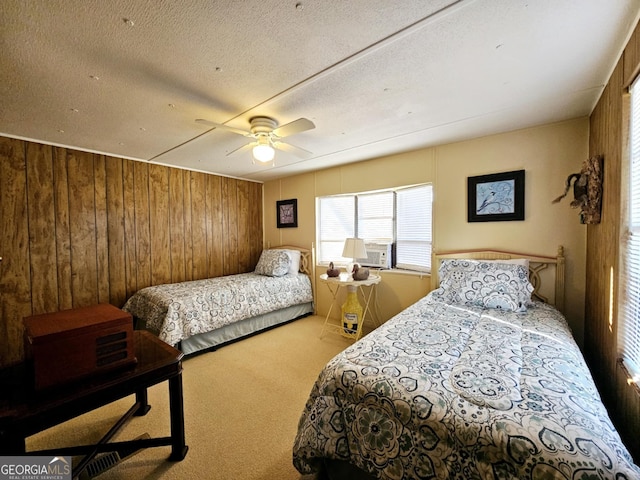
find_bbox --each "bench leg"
[135,388,151,416]
[168,374,188,460]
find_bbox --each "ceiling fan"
[195,116,315,163]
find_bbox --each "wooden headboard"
[433,246,565,313]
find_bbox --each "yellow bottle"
[341,285,363,336]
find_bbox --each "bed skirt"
[179,302,314,355]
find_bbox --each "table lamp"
[342,238,367,279]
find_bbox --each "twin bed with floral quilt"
[122,246,314,355]
[293,247,640,479]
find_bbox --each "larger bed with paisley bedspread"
[293,248,640,480]
[123,246,314,355]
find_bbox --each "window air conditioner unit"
[357,243,392,269]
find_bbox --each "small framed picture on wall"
[467,169,525,222]
[276,198,298,228]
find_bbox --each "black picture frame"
[467,170,525,222]
[276,199,298,228]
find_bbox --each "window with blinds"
[317,184,433,272]
[619,78,640,382]
[317,195,355,263]
[397,185,433,271]
[358,192,394,242]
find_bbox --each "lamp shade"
[342,238,367,260]
[252,144,275,163]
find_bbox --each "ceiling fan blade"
[196,119,251,137]
[273,141,313,159]
[226,142,256,156]
[272,118,315,138]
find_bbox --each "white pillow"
[254,249,291,277]
[279,249,301,275]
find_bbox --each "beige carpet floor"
[27,315,353,479]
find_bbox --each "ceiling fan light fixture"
[197,115,315,163]
[252,143,275,163]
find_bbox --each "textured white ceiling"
[1,0,639,182]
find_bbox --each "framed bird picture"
[467,170,525,222]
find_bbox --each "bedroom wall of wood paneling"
[0,136,263,367]
[586,19,640,462]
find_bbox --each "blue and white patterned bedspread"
[123,272,312,346]
[293,294,640,479]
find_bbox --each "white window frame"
[316,184,433,273]
[618,77,640,384]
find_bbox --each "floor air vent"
[77,433,150,479]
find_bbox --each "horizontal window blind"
[358,192,394,243]
[317,196,355,263]
[620,78,640,381]
[396,185,432,271]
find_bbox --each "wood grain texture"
[0,136,263,366]
[26,143,57,314]
[67,150,99,307]
[624,21,640,88]
[206,174,224,278]
[237,180,251,273]
[0,138,31,365]
[169,167,187,283]
[189,171,208,280]
[122,158,138,300]
[105,156,127,307]
[183,169,194,282]
[587,18,640,462]
[149,164,171,286]
[251,181,263,267]
[53,147,73,310]
[223,177,239,276]
[133,161,151,291]
[94,155,110,305]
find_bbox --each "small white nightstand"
[319,273,381,341]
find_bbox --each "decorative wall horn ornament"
[552,155,603,224]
